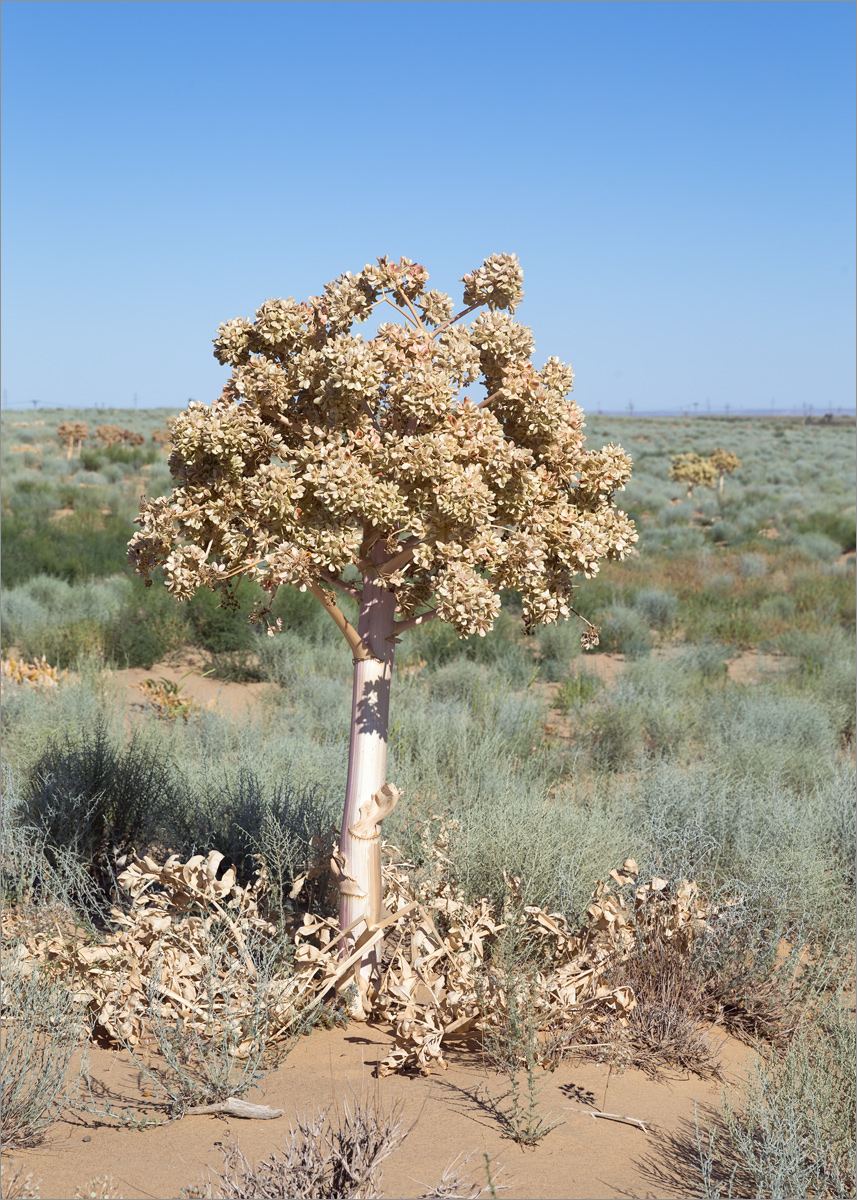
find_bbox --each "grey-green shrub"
[697,1003,856,1199]
[0,962,91,1147]
[632,588,678,631]
[598,604,654,658]
[704,690,838,790]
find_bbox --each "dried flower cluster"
[130,254,636,640]
[708,446,741,493]
[669,452,718,498]
[151,421,175,447]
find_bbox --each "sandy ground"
[120,660,271,721]
[5,1022,753,1200]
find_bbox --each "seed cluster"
[130,254,637,639]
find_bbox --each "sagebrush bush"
[632,587,678,630]
[25,716,181,902]
[597,604,654,658]
[1,962,90,1147]
[588,698,646,772]
[705,690,839,789]
[697,1002,856,1199]
[187,1098,409,1200]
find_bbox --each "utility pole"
[133,392,138,409]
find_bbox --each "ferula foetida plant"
[669,451,719,499]
[129,253,637,1003]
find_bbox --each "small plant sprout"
[129,254,637,1003]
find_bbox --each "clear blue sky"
[2,0,854,413]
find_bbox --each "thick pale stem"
[338,552,397,1004]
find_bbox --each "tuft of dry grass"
[72,1178,124,1200]
[620,933,723,1080]
[182,1096,408,1200]
[0,1163,41,1200]
[418,1151,510,1199]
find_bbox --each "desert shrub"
[781,629,857,745]
[660,500,695,525]
[796,509,857,553]
[25,717,181,904]
[0,962,91,1148]
[553,667,603,712]
[22,618,107,670]
[255,630,349,696]
[536,619,581,671]
[81,443,157,471]
[478,937,564,1144]
[597,604,654,658]
[697,1003,856,1199]
[704,690,838,790]
[815,654,857,746]
[698,565,737,593]
[423,659,490,703]
[632,587,678,630]
[625,759,855,925]
[403,609,534,687]
[1,765,111,928]
[757,593,796,622]
[620,924,723,1080]
[3,575,126,646]
[130,926,317,1116]
[188,1098,409,1200]
[79,448,106,472]
[102,581,191,668]
[791,531,842,563]
[588,698,646,772]
[185,581,260,654]
[678,642,731,680]
[183,768,337,916]
[616,660,699,757]
[738,552,767,579]
[0,510,136,587]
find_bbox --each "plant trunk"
[338,564,397,1007]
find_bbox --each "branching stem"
[476,389,503,409]
[393,609,439,633]
[381,294,418,328]
[430,303,479,339]
[317,568,362,603]
[307,581,375,661]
